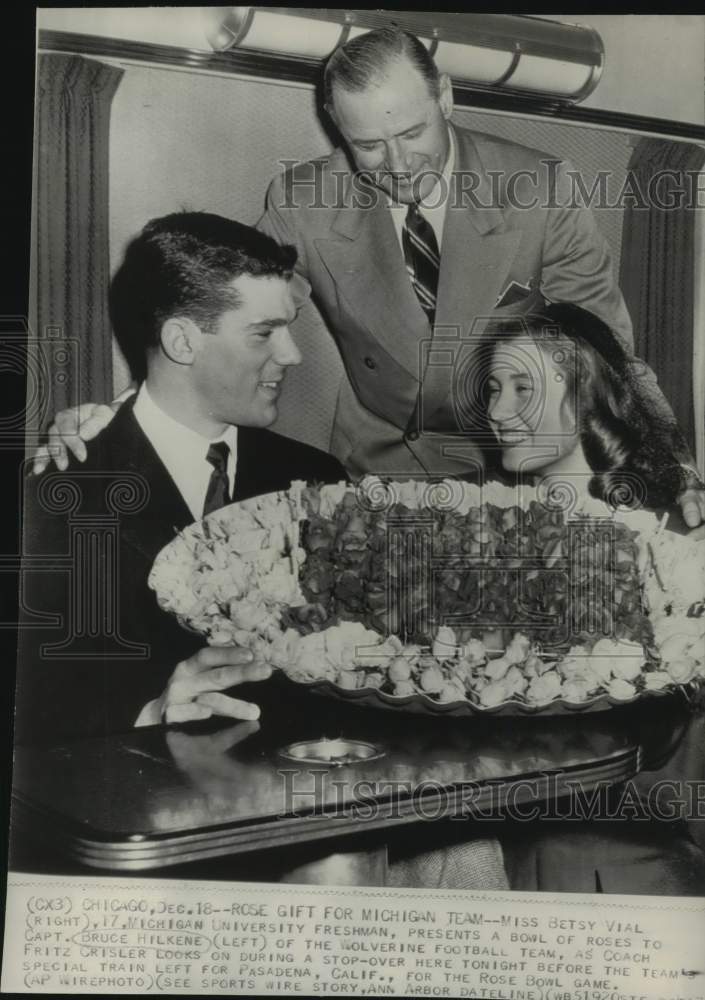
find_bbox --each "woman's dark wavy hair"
[478,302,688,508]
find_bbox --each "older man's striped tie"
[402,202,440,326]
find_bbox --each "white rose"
[643,671,672,691]
[591,637,624,658]
[485,656,511,681]
[388,657,412,682]
[526,671,562,705]
[504,665,528,696]
[658,633,699,664]
[461,639,487,665]
[610,654,645,682]
[479,681,510,708]
[438,680,466,703]
[263,629,300,669]
[607,678,637,700]
[560,679,593,703]
[337,671,362,690]
[505,633,532,664]
[666,657,697,684]
[432,626,458,660]
[258,565,299,605]
[359,635,404,668]
[208,625,239,646]
[419,665,444,693]
[229,596,270,631]
[450,658,475,683]
[585,655,612,686]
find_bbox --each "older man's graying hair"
[323,26,441,110]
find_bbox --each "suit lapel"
[314,175,429,378]
[419,128,523,424]
[435,127,522,333]
[106,402,193,562]
[232,427,257,502]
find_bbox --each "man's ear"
[438,73,454,120]
[159,316,203,366]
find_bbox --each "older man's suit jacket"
[15,400,346,743]
[260,125,682,478]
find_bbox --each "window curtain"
[33,54,123,434]
[619,138,705,454]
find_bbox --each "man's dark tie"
[203,441,232,515]
[402,202,440,326]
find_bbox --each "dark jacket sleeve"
[15,465,201,745]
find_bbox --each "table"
[9,674,698,875]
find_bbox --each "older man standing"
[34,26,705,527]
[259,25,704,523]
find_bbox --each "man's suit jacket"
[16,400,346,743]
[260,125,680,478]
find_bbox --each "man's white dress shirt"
[133,382,238,520]
[387,126,456,252]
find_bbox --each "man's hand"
[32,385,136,474]
[135,645,272,727]
[678,487,705,539]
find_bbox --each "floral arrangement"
[149,478,705,711]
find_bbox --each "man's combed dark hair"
[478,303,688,509]
[109,212,297,382]
[323,26,441,110]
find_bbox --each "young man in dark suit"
[17,213,345,742]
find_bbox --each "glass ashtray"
[277,737,386,766]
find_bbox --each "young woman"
[478,302,689,509]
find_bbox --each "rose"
[560,679,593,703]
[461,638,487,664]
[607,678,637,700]
[485,656,511,681]
[262,628,301,669]
[388,657,412,682]
[589,638,643,684]
[337,671,362,690]
[358,635,405,668]
[258,564,300,604]
[438,680,466,703]
[526,654,554,677]
[228,595,270,631]
[504,665,528,696]
[610,652,645,682]
[209,624,240,645]
[658,633,700,664]
[643,671,672,691]
[504,633,531,665]
[323,622,384,668]
[432,626,458,660]
[526,671,562,705]
[450,658,476,683]
[479,681,510,707]
[419,665,444,693]
[666,657,697,684]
